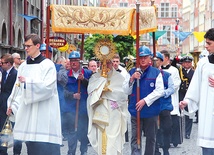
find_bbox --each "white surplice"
[87,69,129,155]
[7,59,62,145]
[184,57,214,148]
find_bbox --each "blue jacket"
[160,70,173,111]
[128,66,161,118]
[64,68,92,114]
[55,64,67,113]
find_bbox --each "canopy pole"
[75,34,84,131]
[136,1,141,150]
[46,5,50,59]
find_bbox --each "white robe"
[118,65,131,93]
[7,59,62,145]
[184,57,214,148]
[87,69,128,155]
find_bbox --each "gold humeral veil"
[50,5,157,35]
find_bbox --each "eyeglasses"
[1,62,8,65]
[15,58,21,60]
[24,44,34,49]
[70,59,80,62]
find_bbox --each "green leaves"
[84,34,135,61]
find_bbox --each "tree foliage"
[113,35,135,59]
[83,34,135,61]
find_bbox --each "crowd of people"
[0,29,214,155]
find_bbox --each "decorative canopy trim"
[50,5,157,35]
[131,6,157,35]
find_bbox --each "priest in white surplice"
[87,60,129,155]
[180,28,214,155]
[7,34,62,155]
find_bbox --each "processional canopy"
[50,5,157,35]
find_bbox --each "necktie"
[2,71,7,84]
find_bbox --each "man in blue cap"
[63,51,92,155]
[155,52,175,155]
[40,43,52,58]
[124,46,164,155]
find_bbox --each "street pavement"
[7,122,201,155]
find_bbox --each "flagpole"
[151,0,157,67]
[175,18,180,56]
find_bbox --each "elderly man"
[87,58,129,155]
[64,51,92,155]
[12,53,21,70]
[125,46,164,155]
[54,56,67,141]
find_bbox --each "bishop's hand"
[6,107,12,116]
[179,101,187,110]
[208,75,214,87]
[18,76,26,83]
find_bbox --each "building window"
[171,6,177,18]
[162,26,171,45]
[36,8,40,17]
[160,3,169,18]
[31,5,34,15]
[119,2,128,7]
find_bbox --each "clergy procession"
[0,28,213,155]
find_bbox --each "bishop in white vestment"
[87,68,129,155]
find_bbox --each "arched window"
[13,26,15,46]
[2,23,7,44]
[18,29,22,48]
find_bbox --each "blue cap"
[139,46,152,57]
[69,51,80,59]
[156,52,164,61]
[40,43,52,52]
